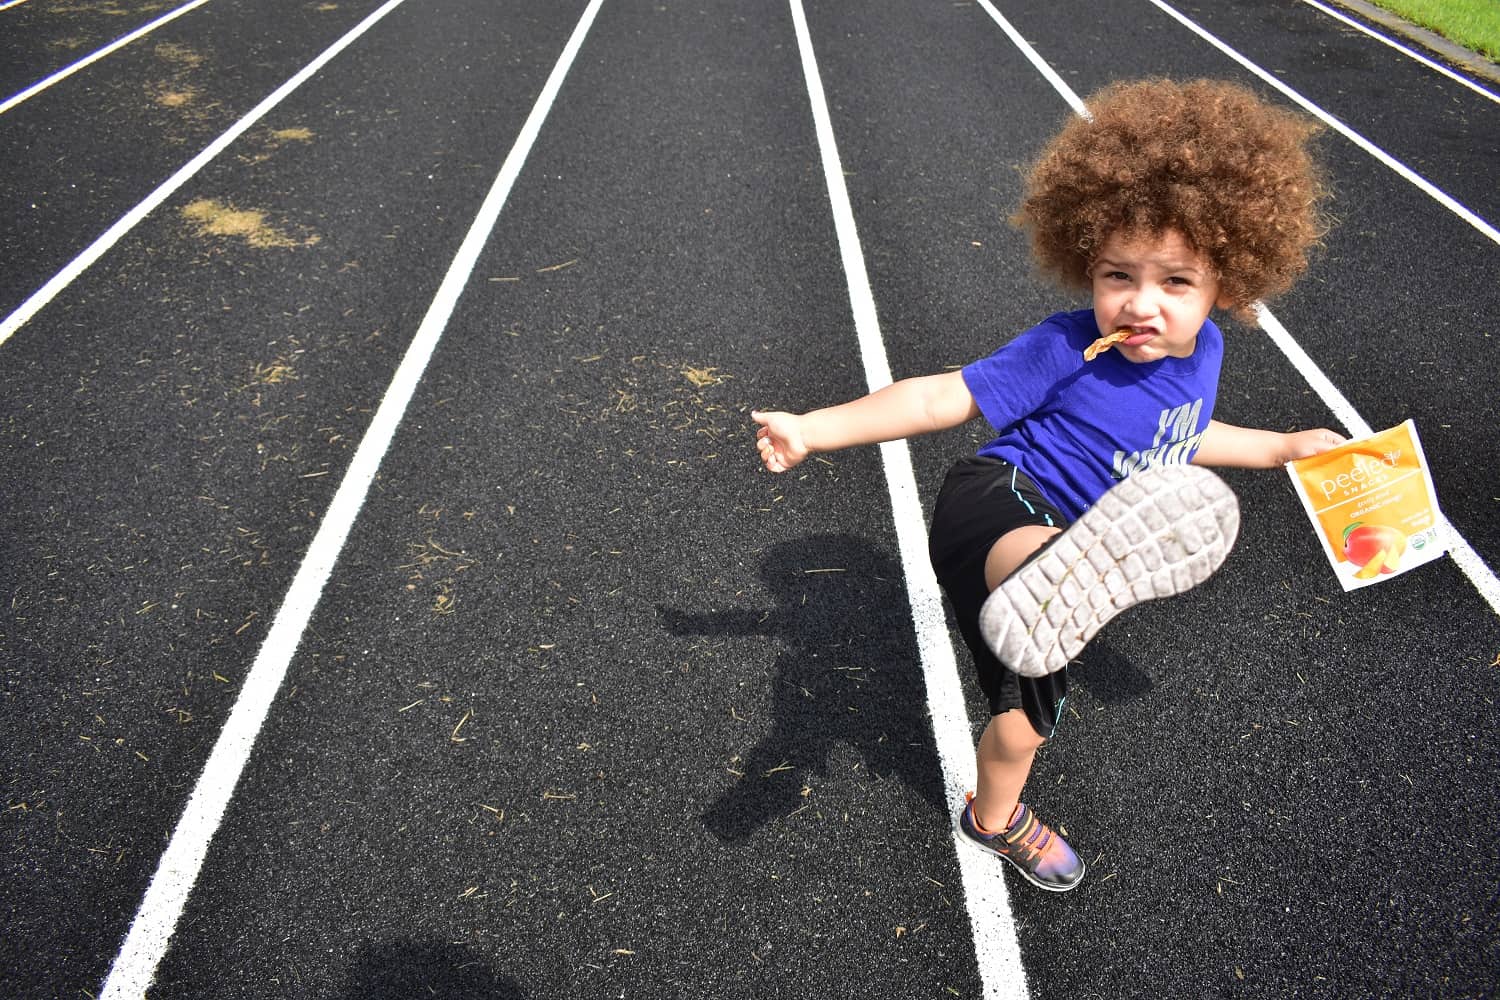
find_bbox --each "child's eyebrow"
[1097,255,1205,275]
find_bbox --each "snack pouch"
[1286,420,1446,591]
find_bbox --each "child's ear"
[1215,291,1236,311]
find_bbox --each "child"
[751,79,1344,892]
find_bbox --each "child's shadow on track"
[659,534,946,843]
[1071,641,1153,705]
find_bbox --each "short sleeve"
[961,312,1090,433]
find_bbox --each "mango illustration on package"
[1285,420,1446,591]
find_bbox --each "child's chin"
[1116,346,1157,364]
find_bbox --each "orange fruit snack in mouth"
[1083,327,1133,362]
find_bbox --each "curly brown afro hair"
[1014,78,1329,318]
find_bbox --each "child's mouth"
[1121,327,1157,345]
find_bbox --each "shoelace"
[1001,806,1056,864]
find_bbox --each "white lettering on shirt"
[1112,398,1204,478]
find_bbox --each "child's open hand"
[1283,427,1348,462]
[752,410,809,473]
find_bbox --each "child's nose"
[1124,285,1162,318]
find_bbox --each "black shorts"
[928,456,1070,738]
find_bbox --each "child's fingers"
[751,410,803,473]
[757,437,796,473]
[755,434,781,471]
[1288,427,1347,461]
[1314,429,1347,452]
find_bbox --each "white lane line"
[787,2,1030,998]
[1145,0,1500,247]
[1298,0,1500,105]
[977,0,1500,619]
[1251,305,1371,439]
[95,2,607,996]
[972,0,1085,117]
[0,0,410,351]
[1438,523,1500,615]
[0,0,215,116]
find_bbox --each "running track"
[3,1,1498,997]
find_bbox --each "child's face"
[1088,229,1226,363]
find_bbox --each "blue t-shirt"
[962,309,1223,520]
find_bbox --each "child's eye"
[1166,276,1193,287]
[1104,271,1130,281]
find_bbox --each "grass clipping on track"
[597,358,734,453]
[180,198,319,249]
[538,354,737,466]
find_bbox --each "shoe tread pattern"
[979,465,1240,678]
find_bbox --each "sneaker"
[980,464,1239,678]
[959,793,1085,892]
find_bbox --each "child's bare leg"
[968,524,1059,831]
[970,708,1047,831]
[950,500,1092,891]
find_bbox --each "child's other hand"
[752,410,809,473]
[1284,427,1347,462]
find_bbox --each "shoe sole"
[979,464,1239,678]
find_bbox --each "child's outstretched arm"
[753,370,979,473]
[1192,418,1346,469]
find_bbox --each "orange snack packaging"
[1285,420,1446,591]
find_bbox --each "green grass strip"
[1365,0,1500,61]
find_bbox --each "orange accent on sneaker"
[962,792,1014,837]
